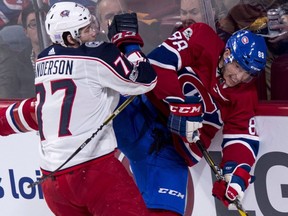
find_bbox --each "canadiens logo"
[60,10,70,17]
[241,36,249,44]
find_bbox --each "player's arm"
[212,89,258,208]
[104,12,157,95]
[0,98,38,136]
[107,14,203,146]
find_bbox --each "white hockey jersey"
[35,41,157,172]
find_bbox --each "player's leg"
[84,155,149,216]
[41,171,91,216]
[131,144,189,216]
[42,154,149,216]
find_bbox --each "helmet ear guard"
[45,2,92,46]
[225,30,268,77]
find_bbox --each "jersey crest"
[85,41,103,48]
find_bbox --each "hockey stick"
[28,95,137,188]
[193,135,249,216]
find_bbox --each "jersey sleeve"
[220,85,259,168]
[0,98,38,136]
[86,42,157,96]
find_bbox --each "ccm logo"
[169,104,202,116]
[158,188,185,199]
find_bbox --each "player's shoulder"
[177,22,223,46]
[226,82,258,103]
[81,41,120,58]
[183,22,215,34]
[38,42,119,60]
[38,44,82,59]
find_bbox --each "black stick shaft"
[194,136,249,216]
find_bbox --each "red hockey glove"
[212,162,253,209]
[212,180,231,207]
[166,96,203,143]
[110,31,144,48]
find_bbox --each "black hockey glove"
[108,12,138,39]
[108,12,144,50]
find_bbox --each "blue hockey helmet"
[225,30,267,77]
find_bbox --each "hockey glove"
[108,12,144,52]
[212,162,253,209]
[110,31,144,49]
[166,96,203,143]
[108,12,138,39]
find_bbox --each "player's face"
[222,61,253,87]
[180,0,203,27]
[79,16,99,43]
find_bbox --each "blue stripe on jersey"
[148,44,179,70]
[222,137,259,157]
[9,103,23,132]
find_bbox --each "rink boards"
[0,103,287,216]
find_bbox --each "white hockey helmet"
[45,2,92,46]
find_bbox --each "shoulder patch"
[85,41,103,48]
[183,28,193,40]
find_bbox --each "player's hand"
[108,12,138,39]
[108,12,144,48]
[110,31,144,48]
[268,23,288,43]
[166,96,203,143]
[212,162,253,209]
[212,180,232,207]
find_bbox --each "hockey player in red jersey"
[0,2,157,216]
[146,23,267,210]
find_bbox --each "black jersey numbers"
[35,83,45,141]
[36,79,76,141]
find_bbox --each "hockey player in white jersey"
[14,2,156,216]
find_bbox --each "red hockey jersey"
[147,23,259,168]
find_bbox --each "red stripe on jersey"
[0,106,15,136]
[221,144,255,168]
[36,56,141,86]
[22,98,38,130]
[12,101,29,132]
